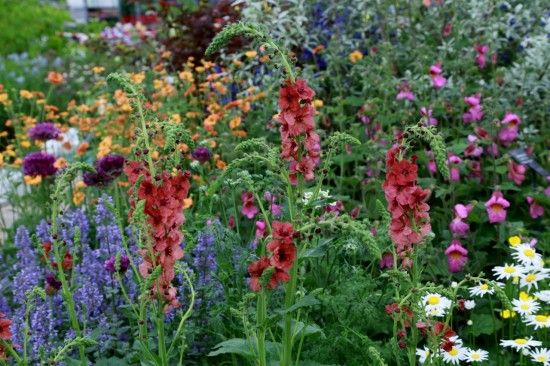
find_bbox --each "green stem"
[157,302,168,366]
[256,290,268,366]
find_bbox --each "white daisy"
[464,300,476,310]
[530,348,550,365]
[465,348,489,363]
[520,269,549,291]
[442,344,467,365]
[469,283,494,297]
[526,314,550,329]
[512,292,541,316]
[416,346,432,364]
[500,337,542,351]
[493,263,526,280]
[535,290,550,303]
[421,293,452,317]
[512,244,543,267]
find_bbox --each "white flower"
[520,269,549,291]
[464,300,476,310]
[530,348,550,365]
[500,337,542,351]
[469,283,494,297]
[526,314,550,329]
[512,244,543,267]
[451,281,458,288]
[416,346,432,364]
[535,290,550,303]
[465,348,489,363]
[512,292,541,316]
[421,293,452,318]
[493,263,526,280]
[442,344,467,364]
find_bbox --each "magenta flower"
[498,112,521,144]
[240,191,259,219]
[449,203,473,236]
[396,80,415,101]
[462,94,484,123]
[429,63,447,89]
[485,191,510,223]
[474,44,489,68]
[28,122,61,141]
[420,107,438,126]
[445,239,468,272]
[447,154,462,182]
[379,252,394,269]
[255,220,267,238]
[507,160,526,185]
[442,23,452,37]
[426,151,437,174]
[22,151,57,177]
[264,191,282,217]
[526,197,544,219]
[501,112,521,127]
[464,136,483,157]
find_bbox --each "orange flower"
[97,136,112,158]
[349,50,363,64]
[178,71,194,82]
[92,66,105,74]
[216,159,226,170]
[77,142,89,156]
[19,90,34,99]
[183,198,193,209]
[54,157,68,169]
[47,71,64,85]
[24,175,42,185]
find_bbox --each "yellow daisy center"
[537,356,547,362]
[504,266,516,274]
[515,338,527,345]
[535,315,548,322]
[471,354,481,360]
[449,348,458,356]
[427,295,440,305]
[521,304,530,310]
[524,248,535,258]
[525,274,537,283]
[480,284,489,291]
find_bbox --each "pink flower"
[449,203,473,236]
[442,23,452,37]
[426,151,437,174]
[498,126,519,144]
[429,64,447,89]
[501,112,521,127]
[507,160,526,185]
[475,44,489,68]
[526,197,544,219]
[464,136,483,157]
[264,191,282,217]
[447,154,462,182]
[462,94,484,123]
[396,80,415,101]
[445,239,468,272]
[240,191,259,219]
[420,107,438,126]
[255,220,267,238]
[484,191,510,223]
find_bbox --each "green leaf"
[95,358,129,366]
[277,294,320,314]
[208,338,254,357]
[343,96,365,107]
[463,313,502,336]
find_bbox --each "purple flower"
[83,154,125,187]
[28,122,60,141]
[445,239,468,272]
[192,146,212,163]
[22,152,57,177]
[485,191,510,223]
[526,197,544,219]
[45,273,62,293]
[379,252,394,269]
[104,255,130,274]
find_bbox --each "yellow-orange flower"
[171,114,181,124]
[92,66,105,74]
[97,136,112,158]
[0,93,10,105]
[130,72,146,84]
[313,99,324,108]
[73,190,85,206]
[178,71,194,82]
[24,175,42,185]
[19,90,34,99]
[229,116,241,129]
[245,50,257,58]
[349,50,363,64]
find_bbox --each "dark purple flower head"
[192,146,212,163]
[104,255,130,274]
[22,152,57,177]
[45,273,62,291]
[28,122,61,141]
[83,154,125,187]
